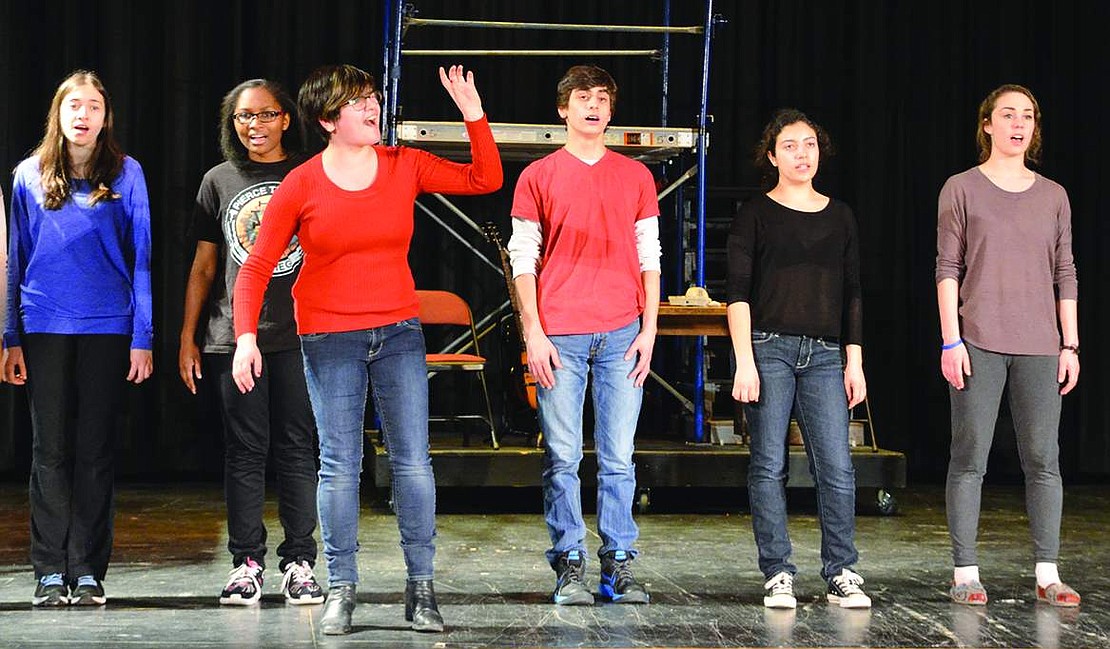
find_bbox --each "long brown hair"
[976,83,1042,165]
[34,70,124,210]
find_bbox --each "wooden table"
[657,304,728,337]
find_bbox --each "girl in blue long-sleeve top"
[4,70,153,607]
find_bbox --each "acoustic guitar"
[481,221,539,411]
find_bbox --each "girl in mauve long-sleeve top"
[936,84,1080,608]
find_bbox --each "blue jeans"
[540,318,643,567]
[744,331,858,581]
[300,319,435,586]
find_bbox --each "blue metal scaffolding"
[381,0,721,442]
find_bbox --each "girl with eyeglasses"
[5,70,153,607]
[231,64,502,634]
[178,79,324,607]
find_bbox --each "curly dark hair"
[219,79,303,165]
[753,108,834,189]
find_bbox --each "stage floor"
[0,483,1106,648]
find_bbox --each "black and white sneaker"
[826,569,872,608]
[69,576,107,606]
[220,557,264,605]
[32,573,68,607]
[281,560,324,605]
[763,571,797,609]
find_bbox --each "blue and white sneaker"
[552,550,594,605]
[599,550,649,604]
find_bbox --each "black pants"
[208,349,319,571]
[24,333,130,581]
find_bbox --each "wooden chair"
[417,290,499,449]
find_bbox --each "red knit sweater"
[234,117,502,336]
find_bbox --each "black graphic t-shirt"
[194,156,305,353]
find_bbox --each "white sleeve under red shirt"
[233,116,502,337]
[510,148,660,335]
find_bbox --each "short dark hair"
[976,83,1042,165]
[753,108,834,189]
[298,64,377,143]
[556,65,618,114]
[219,79,303,165]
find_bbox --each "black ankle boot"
[319,584,357,635]
[404,579,444,632]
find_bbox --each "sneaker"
[552,550,594,606]
[281,560,324,605]
[32,573,68,607]
[763,571,797,609]
[827,569,872,608]
[69,575,107,606]
[599,550,649,604]
[219,557,264,605]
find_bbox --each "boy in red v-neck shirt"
[509,65,661,606]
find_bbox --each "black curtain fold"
[1,1,1106,482]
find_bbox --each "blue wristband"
[941,338,964,351]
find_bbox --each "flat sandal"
[949,581,987,606]
[1036,582,1080,608]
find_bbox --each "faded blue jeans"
[300,319,435,586]
[540,318,643,568]
[744,331,858,581]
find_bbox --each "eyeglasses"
[231,110,285,125]
[344,91,384,112]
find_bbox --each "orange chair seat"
[427,353,485,365]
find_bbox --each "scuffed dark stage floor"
[0,483,1106,647]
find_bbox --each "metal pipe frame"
[384,1,719,442]
[658,164,698,202]
[403,17,703,34]
[433,299,511,358]
[402,49,661,57]
[690,1,717,443]
[661,0,672,128]
[413,200,502,276]
[386,0,404,145]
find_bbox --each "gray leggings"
[946,343,1062,566]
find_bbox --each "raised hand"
[438,65,484,122]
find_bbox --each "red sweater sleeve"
[233,172,304,337]
[414,115,503,194]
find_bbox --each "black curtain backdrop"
[0,1,1106,483]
